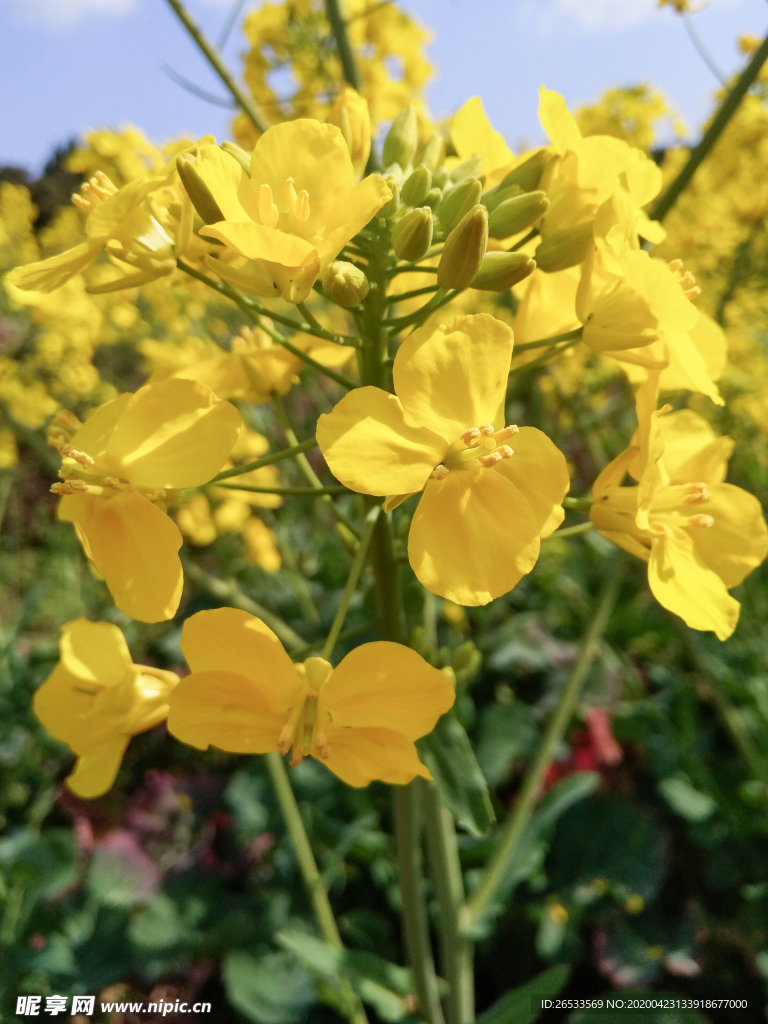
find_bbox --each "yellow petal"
[314,174,393,267]
[648,526,740,641]
[495,427,569,537]
[5,240,104,293]
[319,725,431,788]
[539,87,582,154]
[689,311,727,383]
[451,97,515,178]
[394,314,514,443]
[203,255,282,300]
[72,490,183,623]
[316,387,446,496]
[243,517,282,571]
[33,663,102,751]
[201,221,317,268]
[86,175,171,238]
[192,144,258,222]
[60,618,133,689]
[69,394,132,474]
[656,410,731,484]
[513,267,580,345]
[320,642,455,740]
[176,493,217,546]
[107,379,241,488]
[408,467,542,606]
[66,736,130,799]
[167,670,287,753]
[691,483,768,588]
[180,608,302,712]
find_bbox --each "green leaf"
[476,965,570,1024]
[658,776,716,822]
[476,701,537,787]
[128,892,187,950]
[223,949,316,1024]
[418,709,496,837]
[225,770,269,841]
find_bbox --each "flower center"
[259,179,311,231]
[436,423,519,476]
[71,171,118,215]
[276,657,333,766]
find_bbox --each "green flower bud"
[383,107,419,170]
[401,163,433,207]
[437,178,482,234]
[498,148,550,193]
[221,141,251,176]
[423,187,443,210]
[488,191,549,239]
[449,155,483,183]
[437,204,488,290]
[535,222,594,273]
[452,641,482,685]
[378,176,400,219]
[432,167,450,190]
[482,182,522,214]
[176,153,224,225]
[421,133,446,171]
[321,261,370,306]
[471,251,535,291]
[391,206,434,262]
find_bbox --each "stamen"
[430,464,449,480]
[314,728,330,760]
[60,444,94,469]
[285,177,298,216]
[104,477,128,490]
[71,172,118,213]
[479,423,495,436]
[479,445,515,467]
[494,424,519,442]
[259,183,280,230]
[460,427,482,445]
[683,286,701,300]
[668,259,683,273]
[649,521,669,537]
[687,514,714,529]
[679,271,696,290]
[276,724,294,756]
[51,480,88,495]
[295,190,310,222]
[682,482,708,505]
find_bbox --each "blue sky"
[2,0,768,174]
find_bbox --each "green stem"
[650,30,768,223]
[324,0,362,89]
[509,227,539,252]
[508,337,581,380]
[395,780,446,1024]
[296,301,335,339]
[265,753,370,1024]
[563,495,593,510]
[460,557,623,934]
[162,0,270,134]
[321,504,381,659]
[385,288,451,331]
[682,12,726,86]
[214,483,348,496]
[211,437,318,482]
[542,521,594,542]
[387,284,441,304]
[423,784,474,1024]
[513,327,583,353]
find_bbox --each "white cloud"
[6,0,136,30]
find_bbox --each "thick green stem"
[542,521,594,542]
[424,785,474,1024]
[321,504,381,660]
[211,437,318,482]
[395,780,446,1024]
[461,557,623,934]
[513,327,583,353]
[215,483,348,496]
[650,31,768,223]
[162,0,270,134]
[324,0,362,89]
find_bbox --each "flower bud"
[437,204,488,290]
[401,164,433,207]
[535,222,594,273]
[471,251,535,291]
[321,261,370,306]
[437,178,482,234]
[221,141,251,176]
[432,167,450,190]
[498,148,550,193]
[449,155,483,183]
[488,191,549,239]
[378,176,400,219]
[329,86,372,182]
[424,187,443,210]
[383,107,419,170]
[177,153,224,225]
[391,207,434,262]
[482,183,522,214]
[421,133,446,171]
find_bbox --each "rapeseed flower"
[316,314,569,605]
[181,122,391,303]
[34,619,178,798]
[167,608,454,787]
[50,379,241,622]
[591,376,768,640]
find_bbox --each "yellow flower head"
[181,121,391,303]
[317,314,570,605]
[50,379,241,622]
[6,170,176,295]
[34,619,178,798]
[167,608,454,787]
[591,375,768,640]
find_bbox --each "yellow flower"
[167,608,454,787]
[450,97,516,185]
[328,87,372,183]
[316,314,569,605]
[182,122,391,303]
[34,619,178,798]
[591,376,768,640]
[50,379,241,622]
[6,171,176,294]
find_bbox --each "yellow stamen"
[51,480,88,495]
[61,444,94,469]
[682,482,708,505]
[259,183,280,230]
[295,190,310,222]
[668,259,683,273]
[687,513,714,529]
[430,464,449,481]
[285,177,298,216]
[494,424,519,442]
[649,521,670,537]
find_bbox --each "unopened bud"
[378,176,400,219]
[432,167,450,190]
[391,206,434,262]
[221,141,251,176]
[498,148,550,193]
[488,190,549,239]
[449,155,483,183]
[383,107,419,170]
[437,178,482,234]
[177,153,224,225]
[401,164,432,207]
[472,251,535,291]
[321,261,370,306]
[421,133,446,171]
[438,204,488,290]
[535,222,594,273]
[482,183,522,215]
[423,187,443,210]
